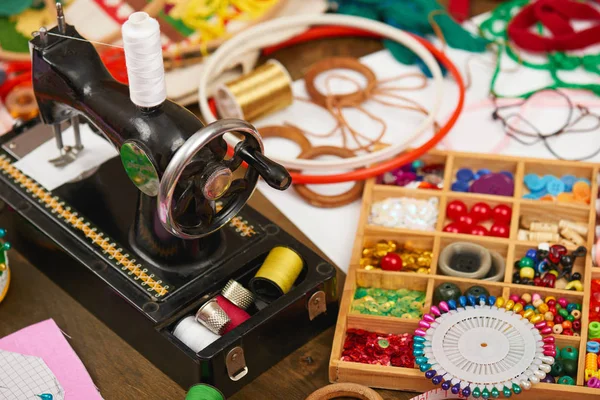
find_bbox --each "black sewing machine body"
[0,20,338,397]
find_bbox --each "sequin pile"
[369,197,439,231]
[352,287,425,318]
[341,329,415,368]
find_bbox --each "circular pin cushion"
[414,298,556,398]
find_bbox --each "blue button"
[500,171,514,181]
[524,174,545,192]
[456,168,474,182]
[526,249,537,259]
[523,193,540,200]
[546,177,565,195]
[561,175,576,192]
[477,169,491,177]
[452,180,469,192]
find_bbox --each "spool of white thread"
[121,12,166,108]
[173,316,220,353]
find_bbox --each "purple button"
[469,173,514,196]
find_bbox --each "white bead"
[534,369,546,379]
[529,375,540,384]
[539,364,551,373]
[539,356,554,365]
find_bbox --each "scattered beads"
[376,160,445,190]
[370,197,438,231]
[443,200,511,237]
[341,329,415,368]
[352,287,425,318]
[524,174,591,204]
[360,240,432,273]
[452,168,514,196]
[512,244,586,291]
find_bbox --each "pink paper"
[0,319,103,400]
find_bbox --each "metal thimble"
[221,279,255,310]
[195,299,231,335]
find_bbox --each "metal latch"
[308,291,327,321]
[225,347,248,381]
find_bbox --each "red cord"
[226,27,465,184]
[507,0,600,52]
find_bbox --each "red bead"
[563,329,574,336]
[573,320,581,331]
[380,253,403,271]
[533,277,542,286]
[554,315,564,324]
[443,222,468,234]
[470,202,492,222]
[547,299,556,307]
[469,225,489,236]
[517,299,527,306]
[492,204,512,224]
[489,223,510,238]
[549,306,557,315]
[458,214,476,226]
[446,200,468,221]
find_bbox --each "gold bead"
[387,241,398,252]
[417,256,430,267]
[362,248,374,257]
[416,267,429,274]
[375,250,388,258]
[0,263,5,271]
[495,297,506,308]
[523,310,535,320]
[364,265,376,271]
[530,314,544,324]
[375,242,389,252]
[513,303,523,313]
[505,300,515,311]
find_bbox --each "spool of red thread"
[216,295,250,334]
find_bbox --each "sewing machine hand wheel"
[158,119,291,239]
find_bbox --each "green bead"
[502,387,511,398]
[566,314,575,322]
[472,387,481,398]
[375,295,387,304]
[561,346,579,361]
[396,288,410,296]
[550,359,564,376]
[464,285,490,298]
[512,384,521,394]
[433,282,461,304]
[519,256,535,268]
[419,363,431,372]
[482,388,490,399]
[559,308,569,318]
[377,339,389,348]
[354,288,368,299]
[562,358,578,377]
[491,387,500,398]
[558,376,575,385]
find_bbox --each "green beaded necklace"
[479,0,600,98]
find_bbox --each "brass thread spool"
[214,59,293,122]
[249,246,304,300]
[5,86,38,120]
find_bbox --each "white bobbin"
[173,316,220,353]
[121,12,166,108]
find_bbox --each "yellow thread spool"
[250,246,304,300]
[587,353,598,372]
[215,60,293,122]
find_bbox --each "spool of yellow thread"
[587,353,598,372]
[215,59,293,122]
[250,246,304,300]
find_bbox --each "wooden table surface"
[0,2,497,398]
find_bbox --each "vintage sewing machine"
[0,7,337,396]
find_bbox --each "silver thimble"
[221,279,255,310]
[195,299,231,335]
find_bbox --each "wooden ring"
[305,383,383,400]
[5,86,38,120]
[293,146,365,208]
[258,125,312,154]
[304,57,377,108]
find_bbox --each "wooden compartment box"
[329,150,600,399]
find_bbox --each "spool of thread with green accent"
[185,384,225,400]
[589,321,600,339]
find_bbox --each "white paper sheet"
[14,124,118,191]
[255,40,600,273]
[0,350,65,400]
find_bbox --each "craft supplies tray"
[329,149,600,399]
[0,121,338,397]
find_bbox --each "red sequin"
[341,329,415,368]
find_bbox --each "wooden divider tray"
[329,150,600,399]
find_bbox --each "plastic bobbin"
[121,12,167,108]
[173,316,220,353]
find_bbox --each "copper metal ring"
[293,146,364,208]
[258,125,312,154]
[5,86,38,120]
[305,383,383,400]
[304,57,377,108]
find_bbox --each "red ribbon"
[507,0,600,52]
